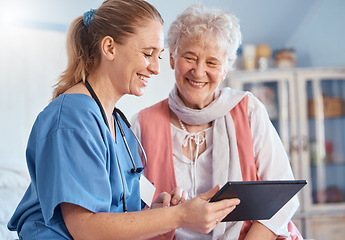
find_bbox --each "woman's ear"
[169,52,175,70]
[101,36,115,61]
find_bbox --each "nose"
[148,57,160,75]
[191,62,206,78]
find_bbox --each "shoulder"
[137,99,170,135]
[139,98,169,121]
[246,93,268,115]
[36,94,104,136]
[140,98,169,114]
[45,93,98,118]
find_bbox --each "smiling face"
[170,35,227,109]
[110,19,164,97]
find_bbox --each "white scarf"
[168,85,249,240]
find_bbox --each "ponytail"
[52,0,163,100]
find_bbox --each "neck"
[86,75,121,115]
[176,115,212,133]
[177,89,215,110]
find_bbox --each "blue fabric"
[8,94,143,239]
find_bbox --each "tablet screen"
[209,180,307,221]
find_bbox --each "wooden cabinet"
[226,67,345,240]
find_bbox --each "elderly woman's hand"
[151,186,187,209]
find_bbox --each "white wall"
[0,27,66,171]
[286,0,345,67]
[0,27,175,170]
[1,0,345,169]
[2,0,345,68]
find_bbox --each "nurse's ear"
[169,52,175,70]
[101,36,115,61]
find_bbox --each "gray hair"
[167,4,241,71]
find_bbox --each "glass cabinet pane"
[243,82,279,122]
[306,79,345,204]
[242,81,292,156]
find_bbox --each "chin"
[133,90,145,97]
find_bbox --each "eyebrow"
[182,51,196,56]
[207,57,222,63]
[143,47,165,53]
[182,51,223,62]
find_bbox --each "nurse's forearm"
[61,186,239,240]
[61,202,182,240]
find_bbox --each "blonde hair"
[167,4,241,71]
[53,0,163,99]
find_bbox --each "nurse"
[7,0,240,239]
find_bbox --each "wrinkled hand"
[151,186,187,209]
[177,185,240,234]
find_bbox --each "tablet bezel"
[209,180,307,221]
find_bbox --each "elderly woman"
[132,4,302,240]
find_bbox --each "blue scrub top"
[8,94,143,239]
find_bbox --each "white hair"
[167,4,242,71]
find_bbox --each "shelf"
[227,67,345,239]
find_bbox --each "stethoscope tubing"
[84,78,148,212]
[84,79,147,173]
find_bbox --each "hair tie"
[83,9,96,27]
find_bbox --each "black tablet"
[209,180,307,222]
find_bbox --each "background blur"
[1,0,344,191]
[1,0,344,160]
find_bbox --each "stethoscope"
[84,79,147,212]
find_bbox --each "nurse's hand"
[176,185,240,234]
[151,186,187,209]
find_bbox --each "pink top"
[138,97,302,240]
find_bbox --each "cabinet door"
[227,70,300,176]
[297,69,345,210]
[306,215,345,240]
